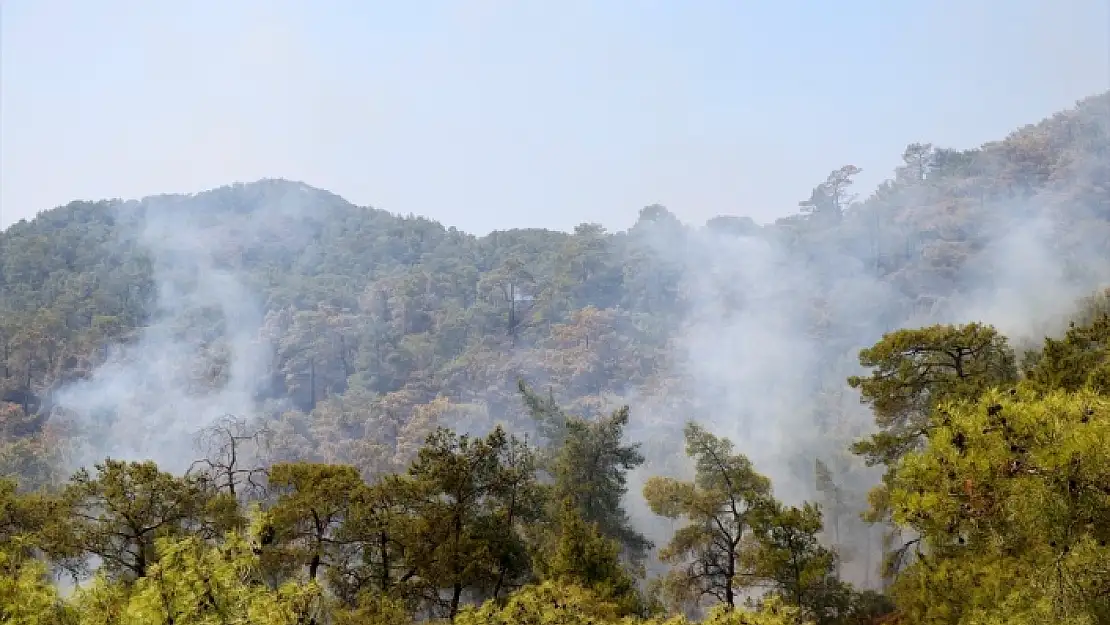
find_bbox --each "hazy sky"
[2,1,1108,234]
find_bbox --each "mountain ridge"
[5,88,1107,240]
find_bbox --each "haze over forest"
[3,91,1110,624]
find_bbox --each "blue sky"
[2,1,1107,234]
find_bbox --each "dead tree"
[188,414,272,500]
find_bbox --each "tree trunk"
[449,583,463,621]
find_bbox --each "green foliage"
[1,477,55,542]
[454,581,626,625]
[537,498,644,616]
[882,389,1110,624]
[521,381,652,564]
[644,425,890,624]
[61,459,243,580]
[848,323,1018,468]
[643,423,771,609]
[747,502,851,625]
[69,532,323,625]
[0,539,74,625]
[332,592,413,625]
[454,580,813,625]
[699,597,813,625]
[267,462,365,580]
[404,426,541,618]
[329,474,422,605]
[1024,311,1110,395]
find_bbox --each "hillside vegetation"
[1,93,1110,624]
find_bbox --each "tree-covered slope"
[2,94,1109,482]
[2,92,1110,625]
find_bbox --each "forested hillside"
[2,94,1110,624]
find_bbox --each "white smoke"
[50,187,312,474]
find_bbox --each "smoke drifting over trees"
[2,94,1110,623]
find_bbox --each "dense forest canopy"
[1,93,1110,624]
